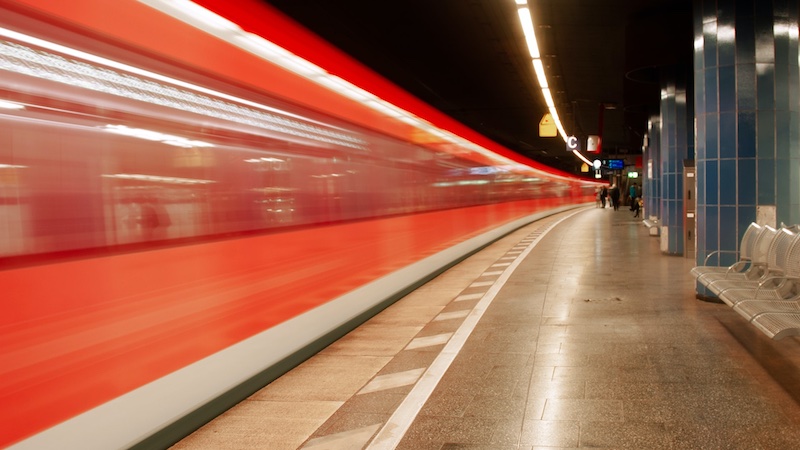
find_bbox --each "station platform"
[172,207,800,449]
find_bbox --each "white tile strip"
[454,293,484,302]
[499,256,516,260]
[433,310,470,321]
[469,281,494,288]
[303,424,381,449]
[405,333,453,350]
[366,209,583,450]
[491,262,512,267]
[358,368,426,395]
[481,271,503,276]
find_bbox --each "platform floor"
[172,206,800,449]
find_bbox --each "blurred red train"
[0,0,596,448]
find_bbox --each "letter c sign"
[566,135,580,151]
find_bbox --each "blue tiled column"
[659,72,694,255]
[644,115,661,221]
[693,0,800,297]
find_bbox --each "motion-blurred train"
[0,0,596,448]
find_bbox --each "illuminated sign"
[566,135,580,151]
[587,135,601,152]
[539,113,557,137]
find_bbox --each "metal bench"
[724,231,800,340]
[697,225,778,296]
[718,228,800,305]
[706,227,796,298]
[694,227,800,340]
[691,221,763,282]
[750,313,800,340]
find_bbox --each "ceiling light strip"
[516,3,573,147]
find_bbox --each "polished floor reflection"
[173,207,800,449]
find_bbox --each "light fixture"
[515,5,574,148]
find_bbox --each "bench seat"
[734,298,800,321]
[751,312,800,340]
[691,222,762,281]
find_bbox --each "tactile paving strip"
[300,209,583,450]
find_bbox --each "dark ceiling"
[263,0,693,174]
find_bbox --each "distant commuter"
[610,184,620,211]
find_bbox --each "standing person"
[629,183,638,210]
[595,186,603,208]
[610,183,621,210]
[600,184,608,208]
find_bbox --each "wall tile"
[705,69,719,113]
[776,76,790,111]
[776,111,791,154]
[735,3,755,64]
[757,158,776,204]
[705,159,719,204]
[775,158,790,213]
[719,112,737,158]
[754,3,776,64]
[738,205,757,231]
[736,63,756,110]
[697,160,706,205]
[756,63,776,109]
[706,204,720,251]
[737,110,757,157]
[719,159,737,205]
[720,206,738,252]
[706,114,719,158]
[738,158,757,205]
[704,20,719,69]
[757,110,776,158]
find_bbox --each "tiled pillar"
[644,115,661,221]
[659,72,694,255]
[693,0,800,297]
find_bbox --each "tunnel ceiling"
[263,0,693,174]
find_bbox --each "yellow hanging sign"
[539,113,557,137]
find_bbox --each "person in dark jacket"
[600,185,608,208]
[610,184,621,211]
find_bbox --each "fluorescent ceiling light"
[517,8,540,58]
[542,88,555,108]
[532,59,547,88]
